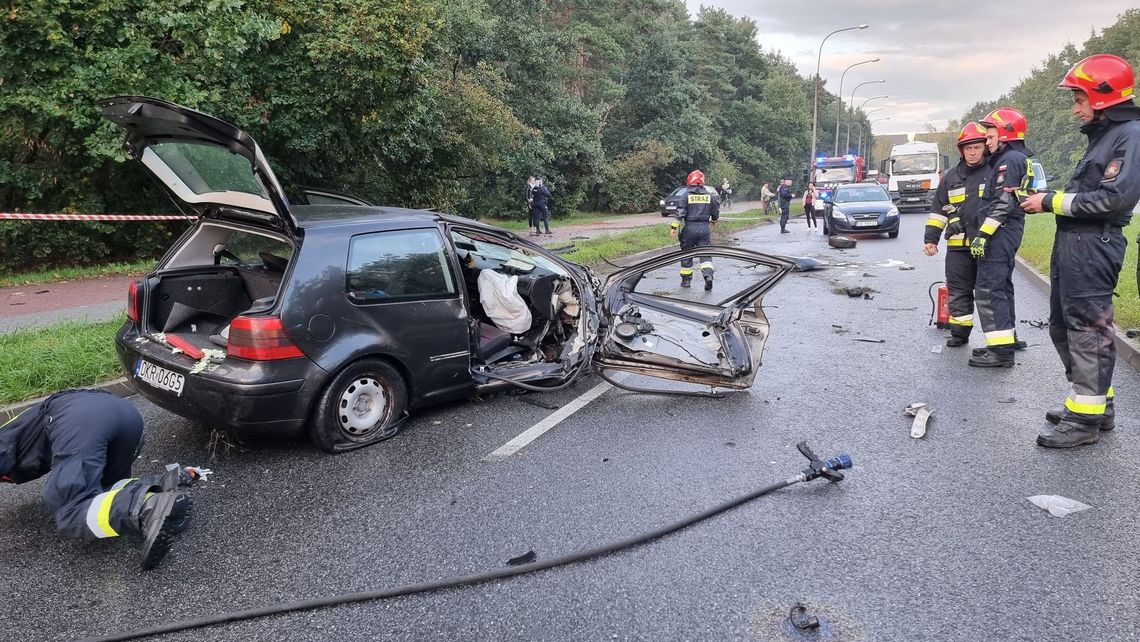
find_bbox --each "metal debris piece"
[1027,495,1091,518]
[829,235,857,249]
[507,550,538,566]
[904,402,933,439]
[788,603,820,632]
[853,337,885,343]
[790,257,828,272]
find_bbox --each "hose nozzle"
[796,442,852,483]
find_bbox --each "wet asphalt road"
[4,213,1140,642]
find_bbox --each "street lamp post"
[854,98,888,156]
[810,24,869,170]
[862,116,890,159]
[834,58,879,154]
[846,81,885,152]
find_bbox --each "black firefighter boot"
[1037,416,1101,448]
[1046,398,1115,432]
[704,275,714,291]
[680,275,692,288]
[968,347,1014,368]
[138,491,194,570]
[946,331,969,348]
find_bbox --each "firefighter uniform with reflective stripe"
[925,160,988,338]
[0,390,156,539]
[670,184,720,285]
[973,144,1034,355]
[1038,105,1140,428]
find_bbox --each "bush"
[0,219,187,272]
[600,140,677,214]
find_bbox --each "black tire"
[310,358,408,453]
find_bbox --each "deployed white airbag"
[478,270,532,335]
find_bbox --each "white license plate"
[905,197,920,202]
[855,221,879,227]
[135,359,185,396]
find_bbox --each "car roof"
[291,205,525,237]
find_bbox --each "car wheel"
[888,230,899,238]
[310,358,408,453]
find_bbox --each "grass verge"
[484,209,670,231]
[0,316,126,406]
[560,208,772,264]
[0,259,156,289]
[1018,215,1140,330]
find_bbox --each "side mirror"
[941,155,950,170]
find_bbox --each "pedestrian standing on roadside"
[0,389,207,569]
[777,178,793,233]
[531,177,552,236]
[802,183,817,229]
[1021,54,1140,448]
[524,176,536,232]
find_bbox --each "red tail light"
[127,280,141,322]
[227,316,304,361]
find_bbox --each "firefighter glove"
[944,217,963,239]
[970,236,988,259]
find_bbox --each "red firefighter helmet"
[980,107,1027,142]
[686,170,705,186]
[1057,54,1135,109]
[957,121,987,148]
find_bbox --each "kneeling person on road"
[670,169,720,290]
[0,389,206,569]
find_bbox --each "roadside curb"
[1,377,135,422]
[1013,255,1140,372]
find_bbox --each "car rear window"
[150,142,269,197]
[347,229,457,303]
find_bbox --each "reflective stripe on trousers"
[975,218,1024,351]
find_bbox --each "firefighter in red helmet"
[1021,54,1140,447]
[669,169,720,290]
[966,106,1035,367]
[923,122,989,348]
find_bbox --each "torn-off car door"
[593,246,793,389]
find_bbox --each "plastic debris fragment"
[1027,495,1091,518]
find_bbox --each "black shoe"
[946,335,969,348]
[704,277,713,291]
[1037,420,1100,448]
[680,278,691,288]
[971,347,988,357]
[139,491,194,571]
[780,228,790,234]
[1014,340,1028,351]
[968,350,1014,368]
[1046,404,1115,432]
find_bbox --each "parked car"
[821,183,900,238]
[659,186,686,216]
[103,97,795,452]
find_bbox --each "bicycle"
[721,192,734,212]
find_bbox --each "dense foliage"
[0,0,872,270]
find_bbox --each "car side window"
[347,229,457,304]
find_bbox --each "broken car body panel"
[595,246,794,388]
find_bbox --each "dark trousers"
[1049,225,1126,423]
[532,204,551,233]
[679,224,713,280]
[39,392,151,539]
[779,202,790,229]
[946,249,977,337]
[975,217,1023,354]
[804,204,816,227]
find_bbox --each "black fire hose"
[84,442,852,642]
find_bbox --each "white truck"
[879,141,950,213]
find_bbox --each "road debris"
[790,257,828,272]
[905,402,932,438]
[507,549,538,566]
[931,345,943,354]
[189,348,226,374]
[898,264,915,271]
[828,235,857,249]
[1027,495,1091,518]
[1021,319,1048,329]
[853,337,885,343]
[997,397,1016,404]
[788,603,820,632]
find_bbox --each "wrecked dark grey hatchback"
[105,97,793,452]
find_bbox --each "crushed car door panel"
[595,246,793,388]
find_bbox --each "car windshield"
[892,153,938,175]
[451,230,569,277]
[834,186,890,203]
[816,166,855,182]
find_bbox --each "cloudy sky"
[686,0,1135,134]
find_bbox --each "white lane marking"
[483,379,614,462]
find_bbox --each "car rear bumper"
[116,324,327,438]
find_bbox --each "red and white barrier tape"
[0,212,196,221]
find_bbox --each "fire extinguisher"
[928,281,950,329]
